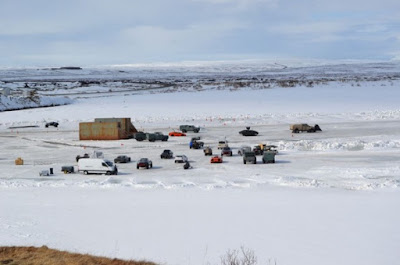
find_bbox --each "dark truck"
[134,132,168,141]
[179,125,200,133]
[243,151,257,164]
[262,151,276,164]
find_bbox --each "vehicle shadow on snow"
[272,160,291,164]
[136,166,163,170]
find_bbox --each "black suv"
[160,150,174,159]
[45,122,59,128]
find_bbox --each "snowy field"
[1,61,400,265]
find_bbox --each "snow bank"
[0,95,73,111]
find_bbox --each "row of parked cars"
[66,124,283,176]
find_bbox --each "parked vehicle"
[239,127,258,136]
[290,124,322,133]
[133,132,147,141]
[262,151,276,164]
[174,155,188,163]
[137,158,153,169]
[190,138,204,149]
[221,146,233,156]
[78,158,118,175]
[114,155,131,163]
[76,153,90,162]
[238,146,251,156]
[253,145,264,155]
[204,146,213,156]
[169,131,186,137]
[210,155,223,163]
[179,125,200,133]
[243,152,257,164]
[39,170,50,176]
[217,140,229,149]
[264,145,278,154]
[45,122,59,128]
[61,166,74,174]
[160,149,174,159]
[134,132,169,141]
[148,132,169,142]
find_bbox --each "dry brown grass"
[0,246,157,265]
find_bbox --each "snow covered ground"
[1,61,400,265]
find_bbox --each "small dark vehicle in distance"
[243,151,257,164]
[137,158,153,169]
[61,166,74,174]
[114,155,131,163]
[221,146,233,156]
[262,151,276,164]
[204,146,213,156]
[180,125,200,133]
[45,122,59,128]
[161,149,174,159]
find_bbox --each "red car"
[169,131,186,137]
[210,155,223,163]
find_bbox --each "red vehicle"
[169,131,186,137]
[210,155,223,163]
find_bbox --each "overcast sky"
[0,0,399,66]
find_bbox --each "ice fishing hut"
[79,118,138,140]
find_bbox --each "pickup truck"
[179,125,200,133]
[243,151,257,164]
[290,124,322,133]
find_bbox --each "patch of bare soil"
[0,246,157,265]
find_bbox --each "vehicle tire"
[262,159,265,164]
[230,152,232,156]
[55,125,58,128]
[150,164,153,168]
[293,129,299,133]
[244,160,246,164]
[182,129,187,133]
[253,160,256,164]
[146,165,149,169]
[45,125,48,128]
[106,171,111,175]
[84,171,88,175]
[137,166,139,169]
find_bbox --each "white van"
[78,159,118,175]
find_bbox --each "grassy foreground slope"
[0,246,157,265]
